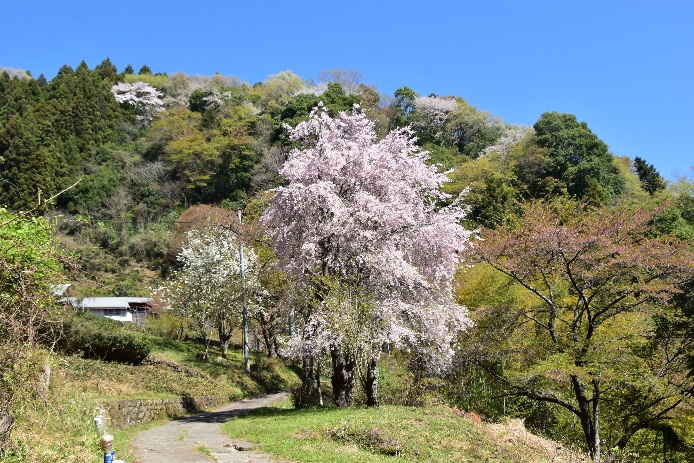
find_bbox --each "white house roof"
[51,284,71,297]
[68,297,153,309]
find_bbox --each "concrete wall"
[103,395,226,428]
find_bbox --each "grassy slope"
[6,339,300,463]
[223,401,586,463]
[8,332,586,463]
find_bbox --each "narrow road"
[131,391,291,463]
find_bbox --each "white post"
[238,211,250,373]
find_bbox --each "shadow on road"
[176,393,294,424]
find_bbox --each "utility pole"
[238,210,250,373]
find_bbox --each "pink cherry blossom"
[263,105,474,379]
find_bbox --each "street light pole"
[238,211,250,373]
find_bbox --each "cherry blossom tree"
[480,124,533,158]
[156,226,260,358]
[410,95,458,145]
[111,81,164,122]
[262,104,474,407]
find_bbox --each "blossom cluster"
[411,96,458,143]
[155,227,260,328]
[481,124,533,158]
[111,82,164,121]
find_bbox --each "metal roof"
[68,297,153,309]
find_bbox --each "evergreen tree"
[634,156,667,195]
[389,86,416,129]
[94,57,118,83]
[533,111,625,201]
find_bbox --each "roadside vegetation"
[3,311,299,463]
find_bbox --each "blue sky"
[3,0,693,180]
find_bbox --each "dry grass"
[486,418,586,463]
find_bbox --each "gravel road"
[131,391,291,463]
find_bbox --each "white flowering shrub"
[155,227,260,356]
[111,81,164,121]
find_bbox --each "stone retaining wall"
[103,395,226,428]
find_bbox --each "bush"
[250,355,300,392]
[378,354,441,407]
[57,311,151,364]
[146,312,188,340]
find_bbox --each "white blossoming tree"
[410,95,458,145]
[262,104,474,407]
[111,81,164,122]
[156,226,260,358]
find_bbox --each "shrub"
[146,312,188,340]
[250,355,300,392]
[57,311,151,364]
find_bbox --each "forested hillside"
[3,60,688,294]
[2,59,694,462]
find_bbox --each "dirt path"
[131,391,291,463]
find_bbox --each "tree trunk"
[602,430,636,463]
[316,363,324,407]
[330,345,355,407]
[272,335,280,358]
[296,353,315,408]
[202,334,210,361]
[593,378,601,463]
[288,308,296,337]
[571,375,599,461]
[261,323,274,357]
[218,328,231,357]
[364,358,379,407]
[38,357,51,397]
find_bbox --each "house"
[67,297,154,324]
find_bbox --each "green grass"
[196,445,215,460]
[222,402,584,463]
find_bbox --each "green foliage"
[613,155,650,202]
[377,353,442,407]
[188,88,212,113]
[257,70,304,115]
[122,72,170,91]
[532,111,625,201]
[0,111,72,211]
[274,83,361,145]
[448,99,504,158]
[58,311,152,364]
[445,154,519,229]
[0,210,67,446]
[634,156,667,195]
[468,200,694,460]
[0,60,132,211]
[58,164,124,214]
[390,86,416,129]
[95,57,118,83]
[422,143,463,172]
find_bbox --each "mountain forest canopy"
[1,59,694,462]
